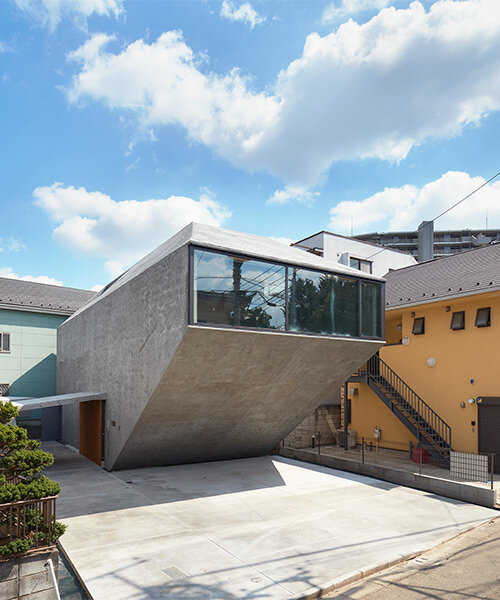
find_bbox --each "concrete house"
[57,223,385,470]
[0,277,95,437]
[293,230,416,277]
[347,243,500,470]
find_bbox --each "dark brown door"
[478,397,500,474]
[79,400,102,465]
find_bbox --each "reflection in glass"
[361,281,382,338]
[288,268,359,336]
[192,247,383,339]
[193,249,285,329]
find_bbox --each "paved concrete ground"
[45,442,497,600]
[327,516,500,599]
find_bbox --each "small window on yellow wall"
[412,317,425,335]
[450,311,465,330]
[475,307,490,328]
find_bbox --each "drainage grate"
[162,566,188,580]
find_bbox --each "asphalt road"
[328,516,500,600]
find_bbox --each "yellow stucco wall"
[349,290,500,453]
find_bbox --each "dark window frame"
[349,257,373,274]
[450,311,465,331]
[412,317,425,335]
[0,333,10,353]
[189,245,385,341]
[475,307,491,328]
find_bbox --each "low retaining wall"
[0,548,59,600]
[280,446,498,508]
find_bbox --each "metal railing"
[0,496,58,552]
[356,355,452,460]
[356,438,495,487]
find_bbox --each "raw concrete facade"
[58,223,383,470]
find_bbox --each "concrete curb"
[57,542,93,600]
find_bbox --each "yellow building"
[348,243,500,468]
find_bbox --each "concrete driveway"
[44,443,497,600]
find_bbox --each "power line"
[431,169,500,222]
[363,168,500,260]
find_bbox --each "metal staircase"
[350,354,452,467]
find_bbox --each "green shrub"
[0,538,34,557]
[0,476,61,503]
[0,448,54,480]
[0,402,19,426]
[0,401,66,556]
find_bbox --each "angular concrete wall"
[58,245,189,468]
[58,224,384,470]
[113,326,381,469]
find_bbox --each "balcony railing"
[0,495,58,554]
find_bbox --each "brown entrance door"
[478,397,500,474]
[79,400,103,465]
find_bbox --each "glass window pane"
[361,281,382,337]
[412,317,425,335]
[359,260,372,274]
[193,249,285,330]
[289,268,359,336]
[450,311,465,330]
[1,334,9,352]
[475,307,490,328]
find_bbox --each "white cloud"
[67,31,280,176]
[0,42,13,53]
[267,186,320,205]
[67,1,500,193]
[220,0,266,29]
[33,182,231,276]
[0,267,64,286]
[322,0,391,24]
[269,235,294,246]
[329,171,500,235]
[0,238,26,252]
[13,0,123,31]
[91,283,104,292]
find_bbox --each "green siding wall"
[0,309,67,397]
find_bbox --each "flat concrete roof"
[2,393,105,412]
[46,442,496,600]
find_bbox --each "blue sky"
[1,0,500,290]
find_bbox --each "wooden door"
[79,400,102,465]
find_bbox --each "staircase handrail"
[360,354,452,450]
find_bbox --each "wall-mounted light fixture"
[411,311,416,318]
[468,398,475,404]
[426,357,436,367]
[396,324,403,331]
[445,306,451,312]
[460,401,466,408]
[402,336,410,345]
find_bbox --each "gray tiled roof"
[0,277,96,315]
[385,243,500,309]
